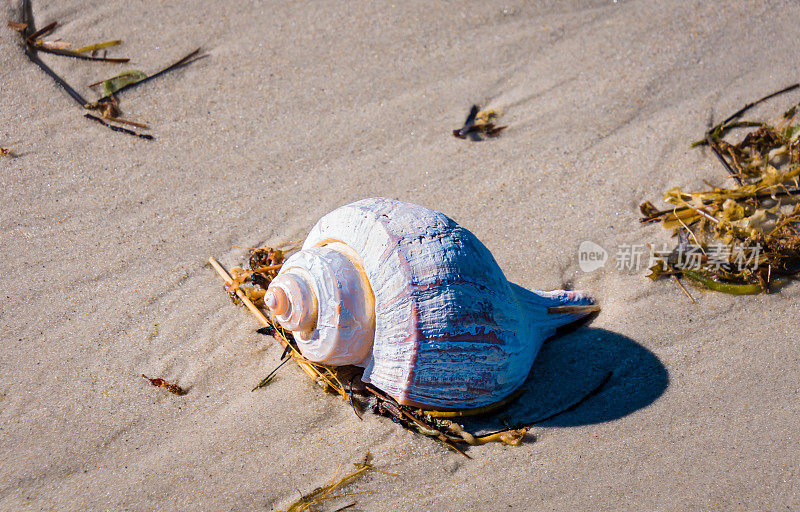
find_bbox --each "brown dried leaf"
[142,374,187,395]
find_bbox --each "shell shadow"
[461,328,668,434]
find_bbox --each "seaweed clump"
[641,85,800,294]
[453,105,507,140]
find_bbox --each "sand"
[2,0,800,510]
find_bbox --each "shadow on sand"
[462,328,669,434]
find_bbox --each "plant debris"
[11,0,202,139]
[7,21,27,31]
[251,355,292,391]
[283,453,385,512]
[37,39,71,51]
[453,104,507,140]
[365,384,528,457]
[88,48,203,101]
[224,250,285,306]
[141,374,187,395]
[83,46,205,128]
[85,114,153,140]
[73,40,121,54]
[89,70,148,98]
[23,20,129,62]
[641,84,800,295]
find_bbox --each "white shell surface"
[273,246,374,366]
[302,197,593,410]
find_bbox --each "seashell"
[265,198,596,410]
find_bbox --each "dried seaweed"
[12,1,149,138]
[12,1,202,139]
[641,85,800,294]
[73,40,121,54]
[365,384,528,457]
[453,105,507,140]
[208,256,348,398]
[89,70,148,97]
[142,374,187,395]
[22,20,130,62]
[251,355,292,391]
[283,453,380,512]
[248,246,285,289]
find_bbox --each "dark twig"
[256,325,276,337]
[707,134,742,186]
[251,356,292,391]
[98,47,203,99]
[715,83,800,131]
[84,114,154,140]
[21,0,34,38]
[19,3,88,107]
[25,20,56,45]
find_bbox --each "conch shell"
[265,198,595,410]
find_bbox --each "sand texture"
[2,0,800,510]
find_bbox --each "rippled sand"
[2,1,799,509]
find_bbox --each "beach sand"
[2,0,799,510]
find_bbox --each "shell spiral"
[270,198,594,410]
